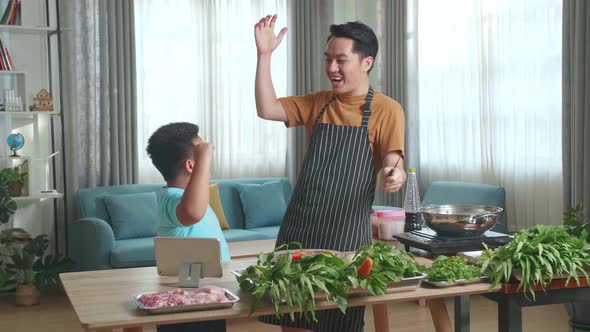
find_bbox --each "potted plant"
[0,178,18,291]
[0,177,74,306]
[0,161,28,197]
[0,230,74,306]
[563,203,590,330]
[0,176,17,226]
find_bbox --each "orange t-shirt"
[280,90,405,174]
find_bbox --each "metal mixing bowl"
[419,204,503,237]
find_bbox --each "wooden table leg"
[498,295,522,332]
[428,298,452,332]
[454,295,470,332]
[373,303,390,332]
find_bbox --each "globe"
[7,133,25,157]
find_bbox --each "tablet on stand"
[154,237,222,288]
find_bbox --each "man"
[254,15,406,332]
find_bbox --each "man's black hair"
[146,122,200,182]
[328,21,379,72]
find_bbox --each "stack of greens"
[237,241,423,321]
[344,241,424,295]
[426,255,481,283]
[479,225,590,299]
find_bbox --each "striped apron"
[259,87,376,332]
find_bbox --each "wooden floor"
[0,290,576,332]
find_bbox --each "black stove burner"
[393,229,513,256]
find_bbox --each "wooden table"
[483,278,590,332]
[228,239,276,259]
[60,255,498,332]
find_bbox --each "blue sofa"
[68,178,292,271]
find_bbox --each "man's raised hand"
[254,14,287,55]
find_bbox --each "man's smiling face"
[324,37,372,96]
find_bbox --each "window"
[411,0,562,229]
[135,0,288,183]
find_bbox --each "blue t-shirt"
[157,187,231,262]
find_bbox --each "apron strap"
[314,94,338,124]
[361,86,374,128]
[314,86,375,126]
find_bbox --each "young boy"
[146,122,230,332]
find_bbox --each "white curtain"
[134,0,288,183]
[410,0,563,230]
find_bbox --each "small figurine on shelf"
[30,89,53,112]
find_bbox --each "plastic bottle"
[403,168,422,232]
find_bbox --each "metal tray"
[348,272,427,295]
[132,288,239,315]
[423,276,490,288]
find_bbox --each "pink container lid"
[376,209,405,218]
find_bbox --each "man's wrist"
[257,52,272,60]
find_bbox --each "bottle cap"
[408,167,416,172]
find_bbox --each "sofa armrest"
[68,217,115,271]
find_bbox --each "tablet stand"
[178,262,203,288]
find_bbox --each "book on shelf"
[0,36,12,70]
[0,0,20,25]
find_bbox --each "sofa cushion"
[104,192,158,240]
[209,183,230,230]
[77,184,164,222]
[213,178,292,229]
[222,229,271,242]
[110,237,156,268]
[248,226,281,239]
[236,180,288,229]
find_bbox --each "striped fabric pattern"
[260,88,377,332]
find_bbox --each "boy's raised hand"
[254,14,287,55]
[193,141,214,167]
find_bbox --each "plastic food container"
[377,209,406,240]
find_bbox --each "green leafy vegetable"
[426,256,481,283]
[345,241,424,295]
[237,241,424,321]
[479,225,590,300]
[237,243,349,322]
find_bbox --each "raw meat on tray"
[138,285,229,308]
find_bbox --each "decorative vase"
[15,284,40,306]
[8,181,23,197]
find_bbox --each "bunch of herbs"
[426,255,481,283]
[479,225,590,299]
[345,241,424,295]
[564,203,589,242]
[237,241,424,321]
[237,243,348,322]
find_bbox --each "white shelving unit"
[0,24,56,33]
[0,0,66,254]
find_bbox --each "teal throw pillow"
[103,192,158,240]
[236,180,287,229]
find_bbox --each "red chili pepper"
[292,252,303,261]
[357,257,374,278]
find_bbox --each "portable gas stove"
[393,228,513,256]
